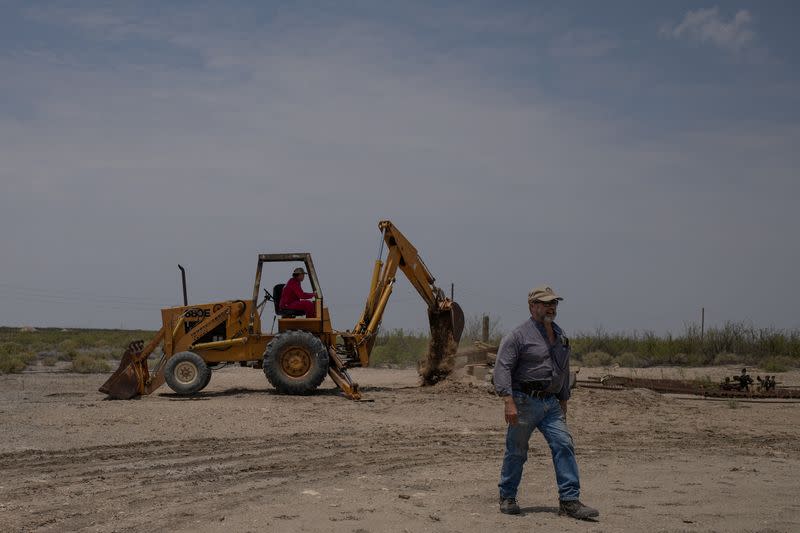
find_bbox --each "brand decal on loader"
[183,307,212,333]
[184,308,211,319]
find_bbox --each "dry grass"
[70,354,111,373]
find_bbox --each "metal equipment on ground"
[578,375,800,399]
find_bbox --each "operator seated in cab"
[279,267,318,318]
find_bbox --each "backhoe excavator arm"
[350,220,464,376]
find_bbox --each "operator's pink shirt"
[279,277,314,308]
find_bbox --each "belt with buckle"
[515,382,553,399]
[524,390,553,399]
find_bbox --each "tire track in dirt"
[4,421,794,532]
[0,429,503,533]
[578,427,800,456]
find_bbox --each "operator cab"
[253,253,331,335]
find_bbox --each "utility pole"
[701,307,705,343]
[482,315,489,342]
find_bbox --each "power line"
[0,283,169,309]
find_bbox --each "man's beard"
[543,315,554,324]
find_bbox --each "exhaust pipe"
[178,264,188,306]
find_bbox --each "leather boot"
[559,499,599,520]
[499,497,520,515]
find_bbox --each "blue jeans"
[498,392,580,501]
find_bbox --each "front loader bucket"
[99,340,146,399]
[420,301,465,385]
[99,328,166,399]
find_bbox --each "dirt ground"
[1,364,799,533]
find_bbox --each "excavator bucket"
[420,301,465,385]
[99,340,146,399]
[449,301,465,343]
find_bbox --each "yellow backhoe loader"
[99,220,464,400]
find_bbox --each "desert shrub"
[671,353,689,365]
[0,352,35,373]
[460,313,504,346]
[581,351,613,367]
[615,352,646,368]
[0,327,155,357]
[638,331,671,363]
[0,342,24,356]
[696,322,800,360]
[761,356,796,373]
[570,322,800,367]
[571,329,628,359]
[59,338,80,353]
[370,329,430,367]
[713,352,746,365]
[686,352,712,366]
[71,354,111,373]
[42,355,58,367]
[9,333,36,348]
[93,338,110,348]
[1,354,27,373]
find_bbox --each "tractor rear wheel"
[164,351,210,395]
[264,330,329,395]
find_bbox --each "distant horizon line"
[3,321,800,336]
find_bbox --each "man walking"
[495,285,598,520]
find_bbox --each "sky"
[1,1,798,336]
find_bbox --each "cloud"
[661,7,755,52]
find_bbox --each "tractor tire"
[199,368,213,391]
[264,330,329,395]
[164,351,210,395]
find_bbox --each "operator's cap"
[292,267,307,275]
[528,285,563,304]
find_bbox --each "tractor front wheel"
[264,331,329,395]
[164,351,211,395]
